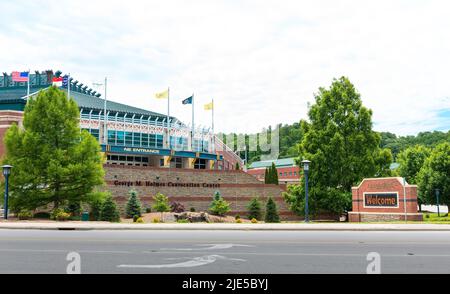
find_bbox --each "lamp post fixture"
[2,165,12,220]
[435,189,440,217]
[301,160,311,223]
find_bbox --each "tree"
[264,168,269,183]
[125,189,142,218]
[209,191,230,216]
[247,197,262,220]
[271,162,279,184]
[418,142,450,209]
[2,86,104,212]
[152,193,170,220]
[284,77,392,217]
[397,145,431,209]
[235,162,240,170]
[100,196,120,222]
[265,197,280,223]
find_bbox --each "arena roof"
[248,158,297,169]
[0,71,176,122]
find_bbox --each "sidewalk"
[1,221,450,231]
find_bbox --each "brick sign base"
[349,177,423,222]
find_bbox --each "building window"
[170,157,183,168]
[195,158,207,169]
[289,172,292,176]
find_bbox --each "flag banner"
[204,101,213,110]
[12,71,29,82]
[182,96,193,105]
[62,75,69,88]
[52,77,63,87]
[155,89,169,99]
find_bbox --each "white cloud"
[0,0,449,135]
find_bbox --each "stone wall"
[104,164,301,220]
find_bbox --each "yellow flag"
[155,89,169,99]
[204,101,213,110]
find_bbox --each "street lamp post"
[435,189,440,217]
[301,160,311,223]
[2,165,12,220]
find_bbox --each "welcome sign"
[363,192,398,208]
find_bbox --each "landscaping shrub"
[33,212,51,219]
[145,207,152,213]
[133,215,140,223]
[170,201,185,213]
[190,207,196,212]
[66,201,81,217]
[18,210,33,220]
[209,191,230,216]
[177,219,189,223]
[235,215,241,220]
[251,218,258,224]
[90,200,103,221]
[55,211,71,221]
[265,197,280,223]
[152,218,160,223]
[50,208,65,220]
[247,197,262,220]
[236,219,242,223]
[100,196,120,222]
[135,217,144,224]
[126,190,142,218]
[152,193,170,213]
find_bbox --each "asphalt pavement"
[1,229,450,274]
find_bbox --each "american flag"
[12,71,29,82]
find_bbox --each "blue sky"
[0,0,449,135]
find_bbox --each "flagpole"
[27,69,30,98]
[67,73,71,99]
[104,77,107,145]
[167,87,170,149]
[192,93,195,151]
[212,98,215,153]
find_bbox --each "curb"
[1,223,450,231]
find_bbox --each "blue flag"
[182,95,193,105]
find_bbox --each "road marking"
[117,255,246,269]
[160,243,255,251]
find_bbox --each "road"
[0,229,450,274]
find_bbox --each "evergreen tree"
[271,162,279,184]
[264,168,269,184]
[125,189,142,218]
[247,197,262,220]
[209,191,231,216]
[100,196,120,222]
[2,86,104,212]
[265,197,280,223]
[284,77,392,216]
[235,162,240,170]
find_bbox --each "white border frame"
[363,192,399,209]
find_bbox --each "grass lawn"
[422,212,450,223]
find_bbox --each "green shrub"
[50,208,65,220]
[425,214,430,219]
[100,196,120,222]
[247,197,262,220]
[209,191,230,216]
[66,201,81,217]
[33,212,51,219]
[152,218,160,223]
[251,218,258,224]
[55,211,71,221]
[133,215,140,223]
[177,219,189,223]
[152,193,170,213]
[235,215,241,220]
[90,200,103,221]
[265,197,280,223]
[190,207,196,212]
[18,210,33,220]
[135,217,144,224]
[126,190,142,218]
[236,219,242,223]
[145,207,152,213]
